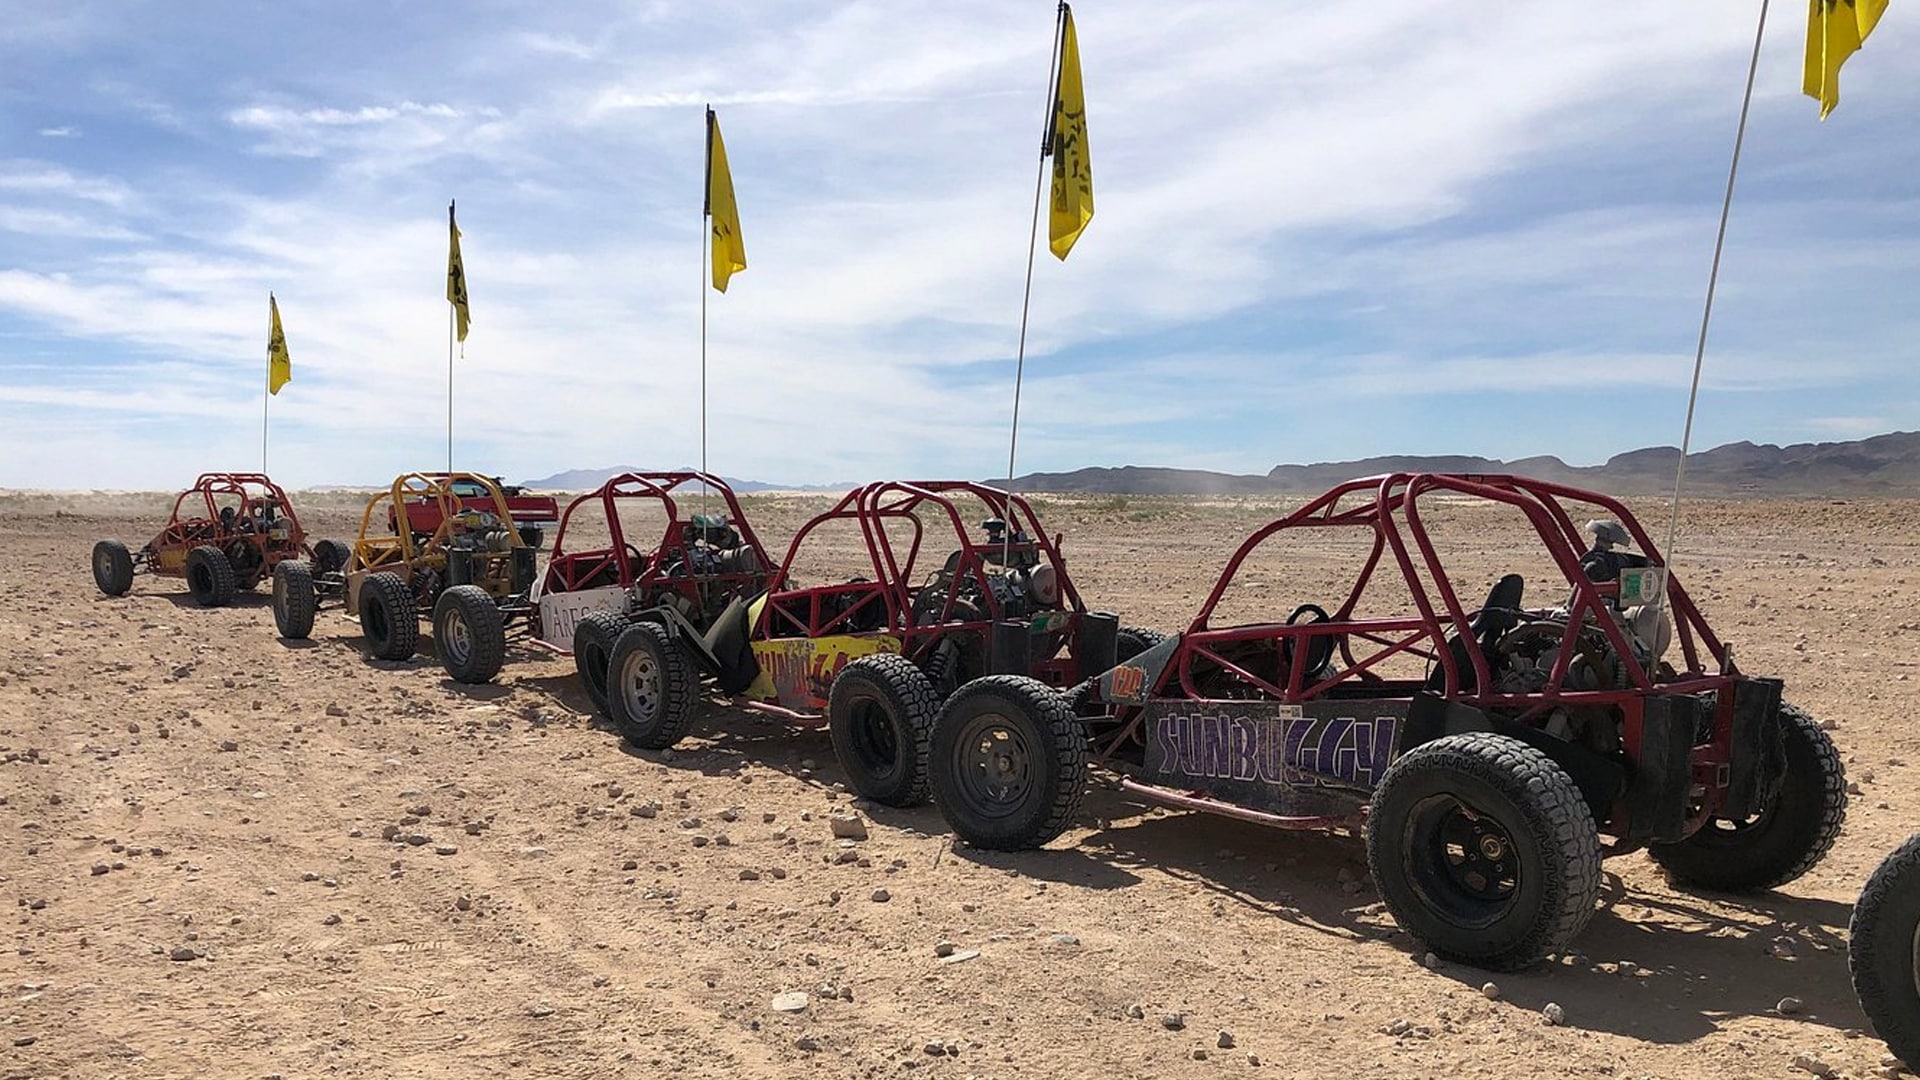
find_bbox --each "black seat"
[1427,574,1524,693]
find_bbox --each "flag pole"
[1654,0,1769,631]
[448,303,455,474]
[1004,3,1068,499]
[263,294,271,474]
[701,106,713,508]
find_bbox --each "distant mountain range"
[522,432,1920,497]
[518,466,846,493]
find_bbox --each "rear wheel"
[828,654,940,807]
[312,538,352,575]
[272,560,317,639]
[929,676,1087,850]
[517,524,545,550]
[92,540,135,597]
[1367,732,1601,971]
[184,545,237,607]
[572,609,631,716]
[359,571,419,660]
[1852,833,1920,1069]
[434,584,506,684]
[1115,625,1167,664]
[1647,703,1846,891]
[606,622,695,749]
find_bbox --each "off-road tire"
[184,545,238,608]
[930,676,1088,850]
[434,584,507,684]
[606,622,695,749]
[1852,832,1920,1069]
[828,654,940,807]
[92,539,134,597]
[1367,732,1601,971]
[1647,703,1846,892]
[272,560,317,640]
[1115,625,1167,664]
[517,524,544,550]
[572,610,632,717]
[359,571,419,660]
[312,538,352,575]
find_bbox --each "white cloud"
[38,126,81,138]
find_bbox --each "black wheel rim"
[952,710,1035,821]
[366,601,388,645]
[845,695,900,783]
[1405,795,1520,928]
[189,562,212,595]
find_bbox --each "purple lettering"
[1228,718,1259,781]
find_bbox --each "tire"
[606,622,695,749]
[1115,625,1167,664]
[572,609,632,716]
[1852,833,1920,1069]
[828,653,940,807]
[517,524,545,550]
[1647,702,1847,892]
[272,560,317,639]
[434,584,507,684]
[929,675,1088,850]
[184,545,238,608]
[92,539,134,597]
[1367,732,1601,971]
[359,571,419,660]
[312,538,352,575]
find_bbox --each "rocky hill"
[1003,431,1920,496]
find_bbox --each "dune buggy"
[270,472,537,683]
[392,473,560,549]
[592,480,1147,807]
[91,472,347,607]
[927,473,1847,970]
[526,472,776,709]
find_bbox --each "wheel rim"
[1405,795,1520,929]
[189,562,212,595]
[845,696,900,782]
[441,609,472,665]
[95,550,111,579]
[952,710,1035,820]
[1910,914,1920,1002]
[366,601,388,644]
[619,648,661,722]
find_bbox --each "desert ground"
[5,488,1920,1080]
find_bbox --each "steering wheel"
[1280,603,1336,686]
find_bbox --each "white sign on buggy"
[535,586,628,652]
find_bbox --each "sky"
[1,1,1916,490]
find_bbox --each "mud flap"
[1626,695,1703,843]
[1076,611,1119,679]
[701,596,760,695]
[1724,677,1784,821]
[632,606,726,679]
[988,620,1031,676]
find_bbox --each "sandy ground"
[5,491,1920,1079]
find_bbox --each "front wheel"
[92,539,135,597]
[434,584,506,684]
[1647,703,1846,892]
[1367,732,1601,971]
[184,545,237,607]
[605,622,695,749]
[1852,833,1920,1069]
[571,609,631,716]
[929,676,1087,850]
[272,560,317,639]
[828,653,939,807]
[311,538,352,575]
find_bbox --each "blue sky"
[1,1,1915,489]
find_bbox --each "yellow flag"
[1048,5,1094,260]
[706,108,747,293]
[268,293,291,395]
[446,199,471,341]
[1805,0,1888,118]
